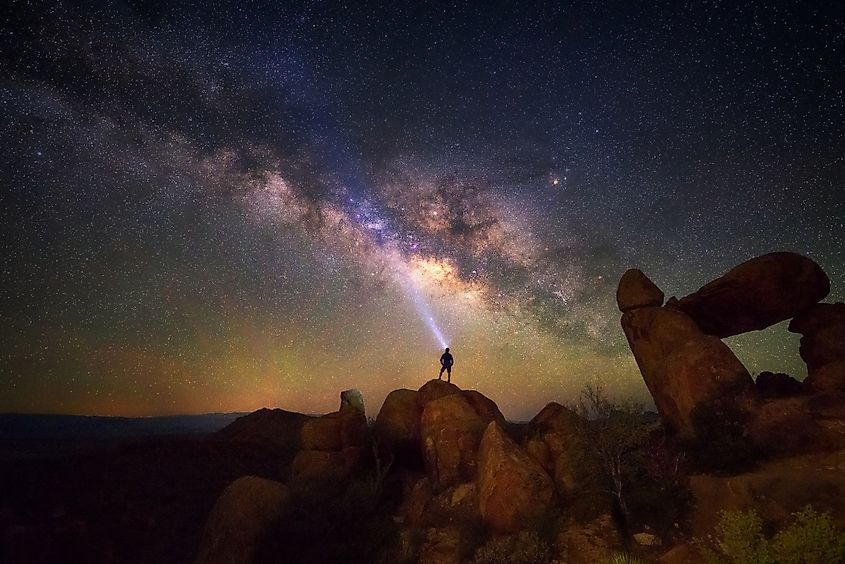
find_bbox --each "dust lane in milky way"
[1,1,842,419]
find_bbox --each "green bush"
[472,531,552,564]
[605,551,650,564]
[696,506,845,564]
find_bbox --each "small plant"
[606,552,650,564]
[472,531,553,564]
[695,506,845,564]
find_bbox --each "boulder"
[677,252,829,338]
[477,422,555,533]
[374,389,422,459]
[789,303,845,392]
[300,408,367,451]
[804,361,845,394]
[417,379,462,408]
[290,447,364,485]
[462,390,506,425]
[621,306,754,433]
[420,393,486,487]
[524,402,582,493]
[755,371,803,398]
[195,476,289,564]
[555,514,621,564]
[617,268,665,312]
[418,527,464,564]
[340,388,365,414]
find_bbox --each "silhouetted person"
[439,347,453,382]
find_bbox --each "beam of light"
[266,49,449,350]
[393,255,449,349]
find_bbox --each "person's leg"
[446,366,451,383]
[439,366,444,379]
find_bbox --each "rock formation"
[676,252,829,338]
[617,252,841,445]
[195,476,289,564]
[789,302,845,393]
[420,392,487,487]
[619,284,754,433]
[290,389,368,484]
[214,408,311,448]
[617,268,665,312]
[477,422,555,533]
[523,402,581,493]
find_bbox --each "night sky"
[2,1,843,419]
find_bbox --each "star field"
[1,0,843,419]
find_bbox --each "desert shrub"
[472,531,552,564]
[606,552,650,564]
[690,399,758,474]
[771,506,845,564]
[695,506,845,564]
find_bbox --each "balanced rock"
[677,252,829,338]
[477,422,555,533]
[420,393,487,487]
[195,476,289,564]
[621,306,753,433]
[789,303,845,393]
[616,269,665,312]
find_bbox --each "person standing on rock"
[439,347,454,382]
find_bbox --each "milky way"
[1,1,843,419]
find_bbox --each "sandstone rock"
[195,476,289,564]
[677,252,829,338]
[755,371,803,398]
[300,408,367,451]
[633,531,661,547]
[375,389,421,445]
[617,268,665,312]
[417,379,462,408]
[789,303,845,392]
[401,476,434,526]
[524,402,582,493]
[340,388,365,414]
[420,393,486,487]
[477,422,555,533]
[804,361,845,393]
[622,306,753,433]
[748,397,828,455]
[462,390,506,424]
[527,402,580,436]
[289,447,364,485]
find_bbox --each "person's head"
[445,347,450,353]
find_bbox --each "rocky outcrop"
[789,303,845,393]
[617,269,664,312]
[290,390,368,484]
[417,379,462,408]
[195,476,289,564]
[676,252,829,338]
[523,402,582,493]
[420,393,486,487]
[477,422,555,533]
[621,304,753,433]
[373,389,422,466]
[555,514,621,564]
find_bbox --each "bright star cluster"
[1,1,842,419]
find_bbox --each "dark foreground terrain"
[0,415,301,564]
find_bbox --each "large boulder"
[290,447,364,485]
[374,389,421,448]
[789,303,845,393]
[300,409,367,451]
[676,252,829,338]
[195,476,289,564]
[524,402,582,493]
[462,390,506,425]
[755,371,804,398]
[616,268,665,312]
[417,379,462,408]
[477,422,555,533]
[621,306,754,433]
[420,393,487,487]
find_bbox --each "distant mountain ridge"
[0,412,248,440]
